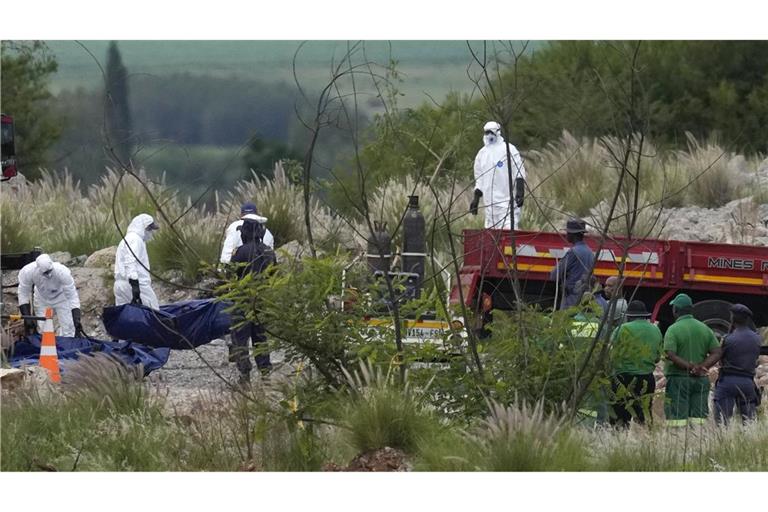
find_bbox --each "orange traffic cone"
[39,307,61,383]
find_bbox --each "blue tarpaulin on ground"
[8,335,171,376]
[101,299,232,350]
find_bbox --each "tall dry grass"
[523,131,762,237]
[2,135,761,277]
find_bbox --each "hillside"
[46,40,543,108]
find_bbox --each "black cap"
[625,300,651,318]
[730,303,753,317]
[566,218,587,234]
[240,201,258,215]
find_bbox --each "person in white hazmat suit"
[219,201,273,264]
[469,121,527,229]
[18,254,83,337]
[114,214,160,310]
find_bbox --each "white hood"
[127,213,155,236]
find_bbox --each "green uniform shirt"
[663,315,719,376]
[610,319,663,375]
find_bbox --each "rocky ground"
[661,198,768,246]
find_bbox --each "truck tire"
[692,300,732,338]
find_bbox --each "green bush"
[675,134,741,208]
[363,176,482,256]
[338,361,441,455]
[0,355,174,471]
[48,209,120,257]
[527,131,609,218]
[468,400,590,471]
[1,199,36,253]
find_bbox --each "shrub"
[223,162,356,251]
[48,209,121,257]
[61,353,150,416]
[1,199,37,253]
[338,361,440,454]
[466,400,589,471]
[675,134,741,208]
[363,176,482,257]
[527,131,609,218]
[148,206,222,282]
[0,355,172,471]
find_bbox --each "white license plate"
[405,327,443,340]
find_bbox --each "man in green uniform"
[609,300,663,427]
[663,293,720,427]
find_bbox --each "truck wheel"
[692,300,732,338]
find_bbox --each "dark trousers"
[610,373,655,427]
[231,321,271,375]
[714,374,757,425]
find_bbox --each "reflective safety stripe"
[571,321,598,337]
[39,346,58,356]
[497,262,663,279]
[665,419,688,427]
[683,273,764,286]
[688,417,708,425]
[44,319,54,332]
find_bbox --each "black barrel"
[1,247,42,271]
[402,195,426,297]
[367,221,392,274]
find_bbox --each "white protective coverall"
[17,254,81,336]
[473,123,527,229]
[114,214,160,309]
[219,216,274,264]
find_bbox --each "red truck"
[450,229,768,334]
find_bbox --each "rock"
[325,447,412,472]
[69,267,109,326]
[69,254,88,267]
[0,368,25,390]
[758,157,768,174]
[49,251,72,264]
[276,240,310,262]
[162,269,184,284]
[84,246,117,269]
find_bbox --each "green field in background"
[46,40,543,108]
[134,143,249,199]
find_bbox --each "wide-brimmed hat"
[565,218,587,234]
[625,300,651,318]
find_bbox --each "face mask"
[483,133,497,146]
[143,230,155,242]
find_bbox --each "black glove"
[129,279,143,305]
[19,303,37,335]
[71,308,84,337]
[515,177,525,208]
[469,189,483,216]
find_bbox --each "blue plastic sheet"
[101,299,232,350]
[8,335,170,376]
